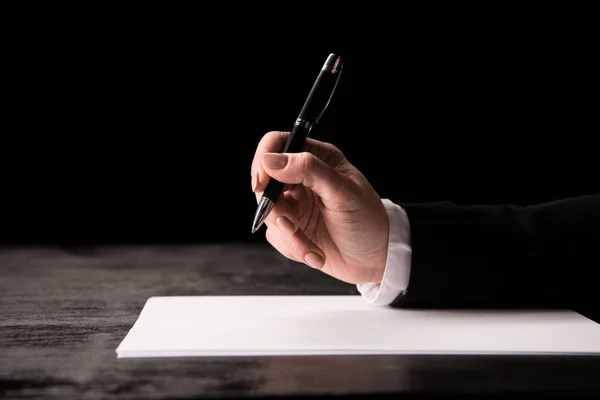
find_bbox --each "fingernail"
[305,252,324,269]
[263,153,288,170]
[251,171,259,192]
[276,216,296,236]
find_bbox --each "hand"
[251,131,389,285]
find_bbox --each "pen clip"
[315,57,343,125]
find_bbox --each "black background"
[3,11,597,245]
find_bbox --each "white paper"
[115,295,600,358]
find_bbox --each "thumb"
[262,152,355,202]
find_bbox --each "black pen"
[251,53,343,233]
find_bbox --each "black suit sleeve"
[390,194,599,312]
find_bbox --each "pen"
[252,53,343,233]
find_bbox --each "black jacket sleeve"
[390,194,599,313]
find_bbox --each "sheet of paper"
[115,295,600,358]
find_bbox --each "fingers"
[282,191,299,216]
[258,185,324,269]
[265,226,326,269]
[261,151,357,206]
[251,131,344,194]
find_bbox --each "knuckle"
[264,130,280,140]
[326,143,346,165]
[287,234,302,257]
[277,131,291,141]
[335,159,355,175]
[299,152,317,170]
[261,131,289,147]
[327,143,344,157]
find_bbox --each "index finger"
[251,131,344,193]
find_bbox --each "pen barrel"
[297,70,339,126]
[282,123,311,153]
[262,179,285,203]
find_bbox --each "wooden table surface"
[1,244,599,399]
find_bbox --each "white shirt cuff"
[356,199,412,305]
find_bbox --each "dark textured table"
[1,244,600,399]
